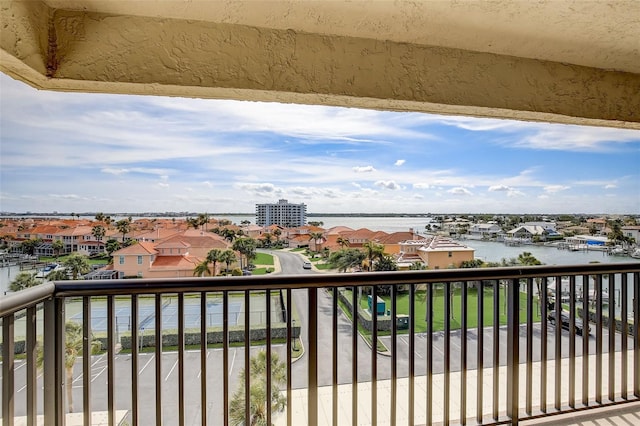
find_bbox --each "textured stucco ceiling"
[41,0,640,74]
[2,0,639,128]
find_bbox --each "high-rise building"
[256,199,307,227]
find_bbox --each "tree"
[362,241,385,271]
[336,236,349,248]
[328,248,365,273]
[198,213,209,231]
[373,254,397,271]
[222,228,237,243]
[308,221,324,227]
[94,212,105,222]
[229,351,287,426]
[47,269,69,281]
[9,272,42,292]
[220,249,238,274]
[273,228,282,243]
[115,219,131,242]
[206,248,224,276]
[52,240,65,260]
[37,322,101,413]
[308,232,324,253]
[20,238,42,256]
[105,239,121,258]
[193,260,213,277]
[91,225,106,242]
[63,253,91,280]
[233,238,257,270]
[241,219,251,226]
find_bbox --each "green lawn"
[342,286,541,333]
[253,252,274,265]
[39,255,109,266]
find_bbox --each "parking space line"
[165,359,178,381]
[139,354,155,375]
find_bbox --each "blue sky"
[1,72,639,215]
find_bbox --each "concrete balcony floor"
[280,351,637,425]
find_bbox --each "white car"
[303,262,312,269]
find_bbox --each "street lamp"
[292,319,297,350]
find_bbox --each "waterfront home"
[468,223,502,239]
[109,229,233,278]
[506,225,563,241]
[396,236,475,269]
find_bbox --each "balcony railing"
[1,262,639,425]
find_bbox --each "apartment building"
[256,199,307,227]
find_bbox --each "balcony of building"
[1,262,639,425]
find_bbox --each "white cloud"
[202,181,213,188]
[488,184,512,192]
[413,183,433,189]
[604,184,617,189]
[394,160,405,166]
[353,166,376,173]
[158,182,169,188]
[375,180,402,190]
[102,168,129,175]
[544,185,570,193]
[448,187,473,196]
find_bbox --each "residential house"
[468,223,502,239]
[396,236,475,269]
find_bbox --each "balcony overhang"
[1,0,639,129]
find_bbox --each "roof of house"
[419,236,474,252]
[150,255,201,270]
[113,241,158,256]
[375,231,418,244]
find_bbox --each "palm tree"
[52,240,65,260]
[336,236,349,248]
[193,260,213,277]
[362,241,385,271]
[220,249,238,274]
[233,237,257,270]
[94,212,105,222]
[229,351,287,426]
[328,248,365,273]
[9,272,42,292]
[47,269,69,281]
[37,322,101,413]
[273,228,282,243]
[206,248,224,276]
[63,253,91,280]
[92,225,106,242]
[198,213,209,231]
[308,232,324,253]
[115,219,131,242]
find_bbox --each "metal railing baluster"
[82,297,91,426]
[178,293,185,426]
[555,276,562,411]
[493,280,499,421]
[332,287,338,426]
[131,295,139,426]
[200,292,207,426]
[541,278,548,412]
[460,281,468,425]
[107,296,115,426]
[2,311,15,426]
[286,288,292,426]
[308,287,318,426]
[244,291,250,426]
[582,274,590,407]
[596,274,603,404]
[390,284,397,426]
[426,282,433,426]
[608,273,616,402]
[526,278,533,415]
[506,278,520,423]
[371,284,378,426]
[352,286,358,426]
[26,306,37,426]
[266,289,272,426]
[633,271,639,398]
[621,273,628,400]
[223,291,229,426]
[409,283,415,426]
[444,282,451,425]
[477,280,484,424]
[569,276,576,408]
[155,294,162,426]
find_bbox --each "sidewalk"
[10,410,128,426]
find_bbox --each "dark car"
[548,310,590,335]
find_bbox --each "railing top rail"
[0,282,55,317]
[50,262,640,297]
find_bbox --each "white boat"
[36,263,63,278]
[631,248,640,259]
